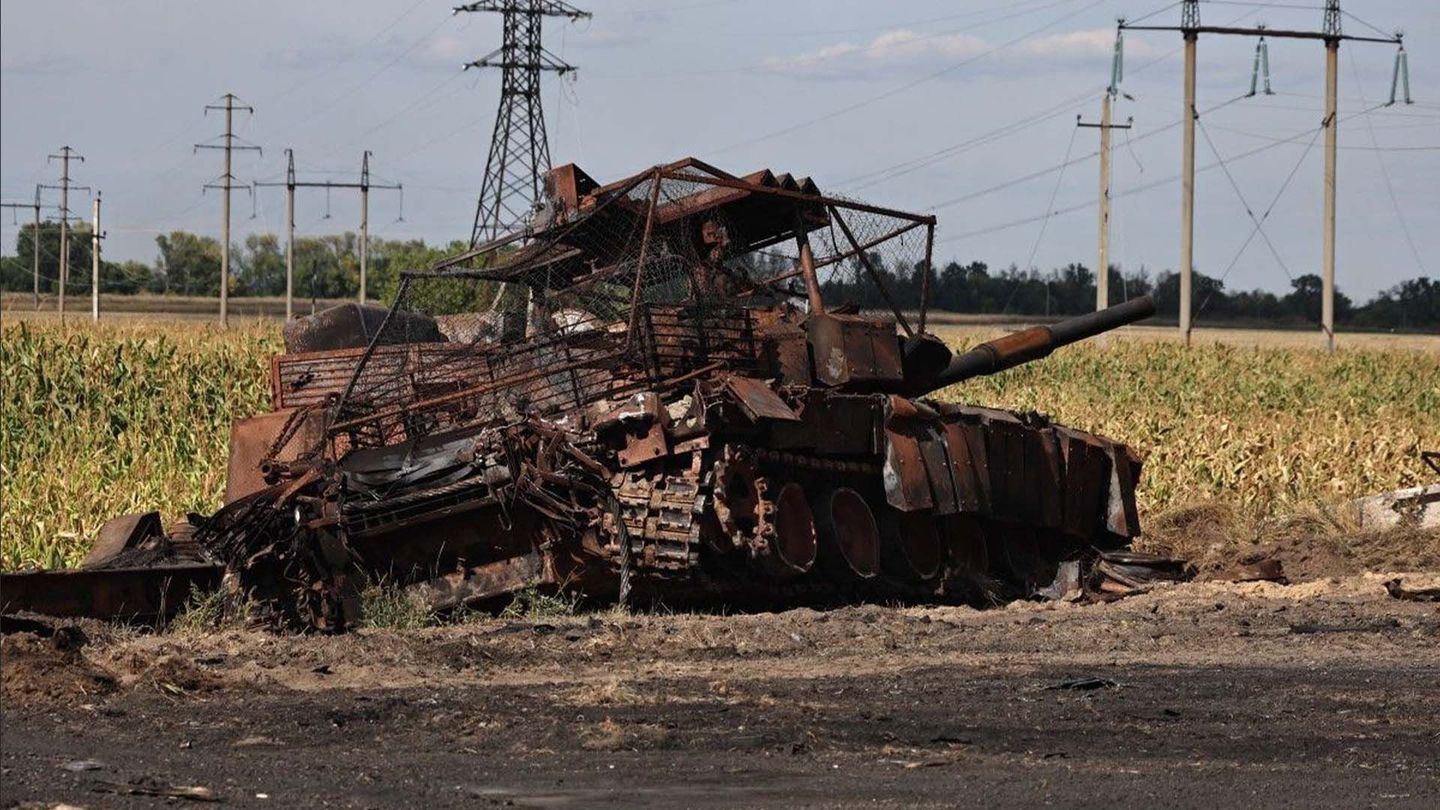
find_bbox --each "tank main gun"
[914,295,1155,394]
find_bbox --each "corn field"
[2,319,1436,570]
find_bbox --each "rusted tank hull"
[5,159,1163,631]
[200,377,1141,629]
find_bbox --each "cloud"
[415,35,473,69]
[760,27,1157,80]
[0,53,86,77]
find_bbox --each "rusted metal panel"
[0,564,221,621]
[411,553,553,612]
[916,424,960,515]
[1030,427,1064,530]
[723,375,800,422]
[883,424,933,512]
[224,408,326,505]
[1104,442,1143,537]
[81,512,164,569]
[1055,427,1107,538]
[808,314,904,388]
[939,422,987,514]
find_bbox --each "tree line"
[821,256,1439,331]
[0,223,463,304]
[2,224,1435,330]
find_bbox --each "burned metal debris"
[4,158,1160,631]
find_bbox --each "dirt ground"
[4,572,1439,809]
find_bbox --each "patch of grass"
[168,583,236,635]
[500,586,583,619]
[929,331,1440,515]
[359,583,433,630]
[1,319,280,569]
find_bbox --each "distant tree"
[154,231,222,296]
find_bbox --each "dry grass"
[930,327,1440,515]
[2,317,1435,570]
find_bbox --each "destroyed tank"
[199,158,1157,631]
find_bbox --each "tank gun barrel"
[925,295,1155,392]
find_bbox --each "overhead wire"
[833,0,1279,194]
[999,125,1081,313]
[1196,116,1297,283]
[1195,120,1322,316]
[933,106,1380,247]
[924,93,1249,213]
[702,0,1107,157]
[1348,47,1427,276]
[1191,111,1329,318]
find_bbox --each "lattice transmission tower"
[457,1,590,247]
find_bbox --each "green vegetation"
[1,320,278,569]
[3,223,1437,328]
[1,318,1436,570]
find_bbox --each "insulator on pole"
[1260,37,1273,95]
[1110,27,1124,94]
[1389,45,1412,106]
[1249,38,1273,97]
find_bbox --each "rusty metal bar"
[624,170,665,354]
[794,220,826,315]
[432,170,656,274]
[0,564,222,621]
[657,168,937,224]
[920,222,935,334]
[334,275,410,419]
[830,206,915,338]
[814,217,929,272]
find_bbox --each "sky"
[1,0,1436,301]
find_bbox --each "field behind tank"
[1,317,1437,570]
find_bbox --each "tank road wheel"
[712,451,763,551]
[880,510,942,581]
[813,487,882,580]
[754,481,818,579]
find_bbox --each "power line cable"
[1348,48,1426,276]
[1196,120,1321,317]
[999,125,1081,313]
[934,107,1371,246]
[1196,116,1296,282]
[702,0,1106,157]
[925,94,1248,213]
[832,0,1276,193]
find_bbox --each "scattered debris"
[95,778,219,802]
[1088,551,1192,598]
[1218,558,1288,584]
[1352,485,1440,530]
[1383,578,1440,603]
[1047,677,1118,691]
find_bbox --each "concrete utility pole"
[1179,26,1197,346]
[256,151,400,314]
[1121,0,1404,350]
[286,151,296,320]
[197,94,259,328]
[91,192,103,321]
[1321,2,1340,352]
[45,147,87,320]
[360,151,372,304]
[0,186,46,308]
[1078,95,1132,312]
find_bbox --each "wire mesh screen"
[327,165,931,448]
